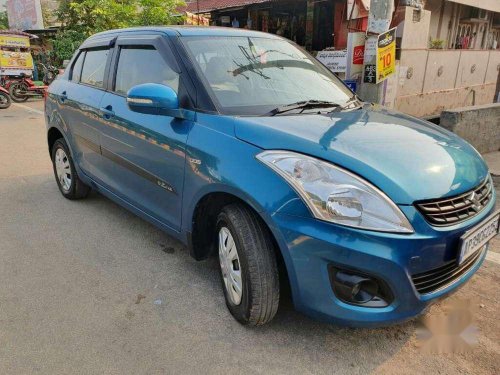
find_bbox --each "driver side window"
[114,46,179,96]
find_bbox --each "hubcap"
[54,148,72,192]
[219,227,243,305]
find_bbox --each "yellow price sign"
[376,27,396,84]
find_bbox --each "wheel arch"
[186,186,294,301]
[47,126,65,156]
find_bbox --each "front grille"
[411,248,484,294]
[415,177,492,226]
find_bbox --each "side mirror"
[126,83,193,120]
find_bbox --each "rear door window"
[71,51,85,82]
[80,48,109,88]
[114,46,179,95]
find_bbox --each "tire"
[216,203,279,326]
[0,92,10,109]
[9,82,29,103]
[51,138,90,200]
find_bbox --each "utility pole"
[197,0,200,25]
[358,0,395,103]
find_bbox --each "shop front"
[187,0,336,51]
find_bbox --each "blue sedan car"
[45,27,499,327]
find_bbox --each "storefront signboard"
[363,64,376,83]
[316,50,347,73]
[0,35,30,48]
[346,32,365,79]
[6,0,44,30]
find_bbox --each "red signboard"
[353,45,365,65]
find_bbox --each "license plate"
[458,211,500,265]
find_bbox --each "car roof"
[88,26,282,41]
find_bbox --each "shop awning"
[0,30,38,38]
[185,0,271,13]
[446,0,500,13]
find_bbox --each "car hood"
[234,105,489,204]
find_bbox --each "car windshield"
[181,36,352,116]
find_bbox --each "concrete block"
[440,103,500,154]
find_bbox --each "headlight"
[257,150,413,233]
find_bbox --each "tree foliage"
[53,0,185,63]
[0,10,8,30]
[52,29,87,62]
[57,0,185,34]
[135,0,183,27]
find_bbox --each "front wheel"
[9,82,29,103]
[0,91,10,109]
[217,204,280,326]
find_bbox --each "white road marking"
[486,251,500,265]
[13,103,44,115]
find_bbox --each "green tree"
[57,0,185,34]
[53,0,185,65]
[52,29,87,62]
[134,0,184,26]
[0,10,9,30]
[57,0,137,34]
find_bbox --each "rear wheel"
[51,138,90,199]
[0,91,10,109]
[9,82,29,103]
[216,203,279,326]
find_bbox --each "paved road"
[1,101,499,375]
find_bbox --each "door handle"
[60,91,67,103]
[100,105,115,119]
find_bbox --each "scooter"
[8,73,47,103]
[0,86,11,109]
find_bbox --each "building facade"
[6,0,59,31]
[384,2,499,117]
[185,0,370,51]
[186,1,499,117]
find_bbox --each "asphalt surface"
[0,100,499,375]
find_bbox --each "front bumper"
[270,197,495,327]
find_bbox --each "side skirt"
[83,172,187,246]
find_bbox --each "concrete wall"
[440,103,500,153]
[398,8,431,49]
[391,49,500,117]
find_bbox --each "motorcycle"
[0,86,11,109]
[8,73,48,103]
[40,63,59,85]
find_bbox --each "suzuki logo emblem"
[468,192,482,212]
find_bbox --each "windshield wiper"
[329,95,362,113]
[267,100,340,116]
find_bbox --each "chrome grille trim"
[411,247,484,294]
[415,177,493,226]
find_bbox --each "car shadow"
[82,189,415,370]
